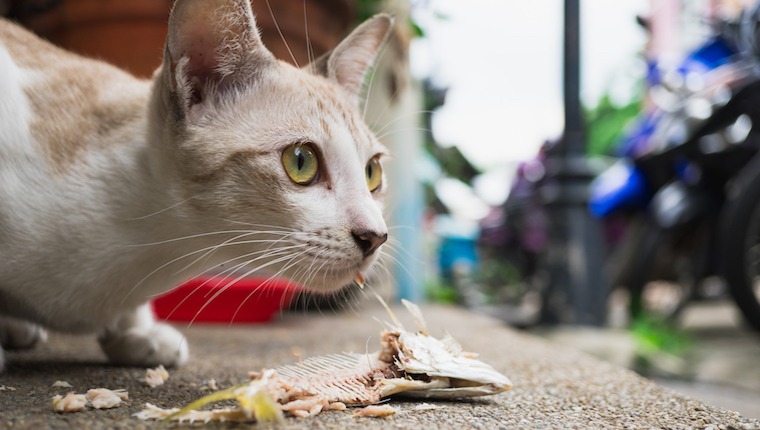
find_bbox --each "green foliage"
[424,141,480,186]
[585,93,642,157]
[631,313,693,372]
[425,279,460,304]
[476,258,526,303]
[356,0,385,22]
[355,0,444,38]
[411,20,425,38]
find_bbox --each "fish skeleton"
[135,296,513,423]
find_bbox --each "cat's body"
[0,0,391,370]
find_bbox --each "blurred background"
[3,0,760,418]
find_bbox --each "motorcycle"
[477,142,552,326]
[589,8,760,330]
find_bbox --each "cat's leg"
[0,315,48,371]
[98,304,188,367]
[0,315,48,349]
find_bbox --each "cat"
[0,0,392,371]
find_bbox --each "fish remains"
[135,296,513,423]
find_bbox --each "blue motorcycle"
[590,9,760,329]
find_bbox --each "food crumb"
[52,392,87,413]
[51,381,73,388]
[353,404,398,418]
[354,272,366,289]
[414,403,442,411]
[85,388,128,409]
[200,379,218,391]
[0,385,16,391]
[145,364,169,387]
[134,402,247,423]
[328,402,347,410]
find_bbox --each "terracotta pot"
[20,0,354,78]
[21,0,173,77]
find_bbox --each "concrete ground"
[2,301,759,429]
[536,298,760,420]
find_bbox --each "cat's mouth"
[282,230,384,292]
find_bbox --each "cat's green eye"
[283,144,319,185]
[366,157,382,192]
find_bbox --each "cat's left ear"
[163,0,276,119]
[307,14,393,101]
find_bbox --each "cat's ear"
[163,0,275,116]
[307,14,393,100]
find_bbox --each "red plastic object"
[151,275,302,324]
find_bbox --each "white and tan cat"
[0,0,392,370]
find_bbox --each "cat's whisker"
[229,250,312,324]
[307,252,335,289]
[365,71,395,126]
[121,229,291,248]
[187,250,310,327]
[224,249,312,324]
[303,0,315,73]
[380,233,425,288]
[283,252,338,317]
[176,244,307,282]
[362,26,393,121]
[377,247,418,284]
[137,237,297,287]
[167,253,288,319]
[176,231,302,275]
[372,258,408,302]
[388,224,420,231]
[147,244,303,322]
[121,233,303,304]
[361,65,378,121]
[301,248,330,287]
[376,126,432,141]
[159,269,233,323]
[210,247,300,281]
[290,253,327,298]
[383,237,424,265]
[172,231,277,275]
[283,249,320,297]
[123,195,198,220]
[277,263,309,315]
[371,109,436,136]
[220,219,299,232]
[265,0,299,67]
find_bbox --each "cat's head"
[149,0,393,292]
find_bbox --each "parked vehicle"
[589,8,760,330]
[477,143,551,326]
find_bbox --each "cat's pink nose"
[352,230,387,257]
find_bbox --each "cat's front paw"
[0,316,47,350]
[98,322,188,367]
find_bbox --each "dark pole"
[539,0,607,326]
[564,0,582,156]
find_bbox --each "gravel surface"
[2,303,759,429]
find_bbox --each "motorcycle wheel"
[722,159,760,333]
[624,222,662,318]
[622,221,692,321]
